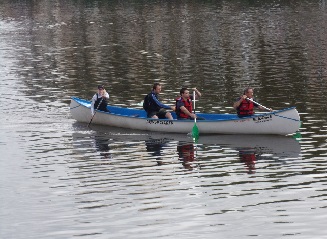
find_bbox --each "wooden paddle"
[192,91,199,140]
[88,97,103,127]
[246,98,271,111]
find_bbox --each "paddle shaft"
[246,98,271,111]
[191,90,199,140]
[193,91,196,123]
[88,97,103,127]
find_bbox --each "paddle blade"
[192,123,199,141]
[292,132,302,139]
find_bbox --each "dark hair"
[243,87,253,94]
[153,83,161,90]
[98,85,104,89]
[180,87,188,95]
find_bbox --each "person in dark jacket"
[143,83,175,120]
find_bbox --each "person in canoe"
[143,83,175,120]
[233,87,272,117]
[91,85,110,115]
[175,87,205,120]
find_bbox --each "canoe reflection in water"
[210,134,302,174]
[73,125,301,173]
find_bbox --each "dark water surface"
[1,1,327,238]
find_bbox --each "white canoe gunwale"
[70,97,301,135]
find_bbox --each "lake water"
[1,1,327,238]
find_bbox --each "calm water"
[1,0,327,238]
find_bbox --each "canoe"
[70,97,301,135]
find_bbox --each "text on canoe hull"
[253,114,272,123]
[146,120,174,125]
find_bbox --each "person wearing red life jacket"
[175,87,205,120]
[233,87,272,117]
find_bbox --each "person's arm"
[233,95,247,109]
[102,90,109,99]
[180,106,196,119]
[151,94,174,110]
[192,88,201,99]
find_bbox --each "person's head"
[98,85,105,91]
[180,87,190,99]
[152,83,162,94]
[243,87,254,98]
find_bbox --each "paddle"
[246,98,271,111]
[192,91,199,141]
[88,97,103,127]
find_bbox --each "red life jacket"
[237,99,254,116]
[178,144,195,161]
[176,97,193,119]
[240,153,256,173]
